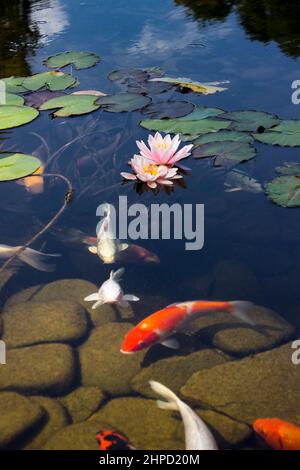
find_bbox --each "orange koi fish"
[121,300,255,353]
[253,418,300,450]
[96,430,135,450]
[18,166,44,194]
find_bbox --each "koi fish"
[84,268,139,309]
[121,300,255,353]
[253,418,300,450]
[17,166,44,194]
[96,430,135,450]
[150,381,218,450]
[0,245,60,272]
[224,170,263,194]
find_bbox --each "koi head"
[120,325,160,354]
[253,418,284,449]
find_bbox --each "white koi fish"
[0,245,60,272]
[150,381,218,450]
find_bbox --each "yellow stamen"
[143,163,158,176]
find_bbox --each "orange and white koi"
[121,300,255,353]
[253,418,300,450]
[96,430,135,450]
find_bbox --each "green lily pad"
[0,94,25,106]
[0,153,41,181]
[40,94,100,117]
[150,76,227,94]
[194,130,254,145]
[0,106,39,130]
[253,120,300,147]
[1,77,27,94]
[97,93,151,112]
[276,162,300,176]
[141,101,194,119]
[22,71,78,92]
[108,68,149,84]
[193,141,256,166]
[180,105,225,120]
[265,176,300,207]
[222,110,279,132]
[140,118,231,135]
[44,51,100,70]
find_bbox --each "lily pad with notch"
[140,118,231,136]
[194,130,254,146]
[0,105,39,130]
[108,68,149,84]
[1,77,27,94]
[222,110,279,132]
[253,120,300,147]
[180,105,225,120]
[0,153,41,181]
[40,94,100,117]
[22,71,78,92]
[97,93,151,112]
[44,51,100,70]
[193,140,256,166]
[141,100,194,119]
[265,176,300,207]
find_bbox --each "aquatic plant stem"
[0,173,73,274]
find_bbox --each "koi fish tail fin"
[111,267,125,282]
[18,248,60,272]
[149,381,179,411]
[230,301,256,325]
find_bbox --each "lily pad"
[108,68,149,84]
[193,141,256,166]
[23,72,78,92]
[127,80,172,95]
[265,176,300,207]
[97,93,150,113]
[253,120,300,147]
[0,106,39,130]
[150,76,227,94]
[276,162,300,176]
[0,153,41,181]
[221,110,279,132]
[44,51,100,70]
[1,77,27,94]
[140,118,231,135]
[181,105,225,120]
[40,95,100,117]
[141,101,194,119]
[0,94,25,106]
[194,130,254,145]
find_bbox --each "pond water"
[1,0,300,451]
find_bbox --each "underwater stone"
[132,348,231,399]
[181,343,300,425]
[192,305,294,356]
[3,300,89,348]
[59,386,105,423]
[88,397,184,450]
[195,409,251,447]
[24,396,69,449]
[0,392,44,449]
[79,322,146,395]
[0,343,76,395]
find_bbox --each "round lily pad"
[45,51,100,70]
[40,94,100,117]
[222,110,279,132]
[193,140,256,166]
[1,77,27,94]
[194,130,254,145]
[127,80,172,95]
[0,106,39,130]
[0,94,25,106]
[140,118,231,135]
[141,101,194,119]
[265,176,300,207]
[0,153,41,181]
[97,93,151,112]
[181,106,225,120]
[253,120,300,147]
[108,68,149,84]
[276,162,300,176]
[23,72,78,92]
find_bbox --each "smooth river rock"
[59,386,105,423]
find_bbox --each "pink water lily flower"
[136,132,193,166]
[121,155,182,189]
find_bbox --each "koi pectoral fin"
[123,294,140,302]
[88,246,98,254]
[84,293,99,302]
[160,338,180,349]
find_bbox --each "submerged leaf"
[44,51,100,70]
[1,76,27,94]
[253,120,300,147]
[25,90,64,109]
[108,68,149,84]
[222,110,279,132]
[193,141,256,166]
[23,71,78,92]
[194,130,254,145]
[265,176,300,207]
[141,101,194,119]
[97,93,150,112]
[150,76,227,94]
[0,153,41,181]
[0,105,39,130]
[40,95,100,117]
[140,118,231,135]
